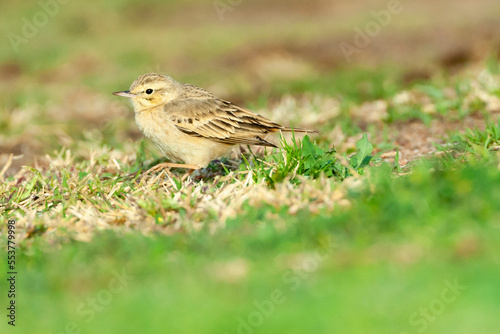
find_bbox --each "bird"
[113,73,316,178]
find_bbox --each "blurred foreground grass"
[6,159,500,333]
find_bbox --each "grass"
[447,121,500,157]
[2,66,500,332]
[2,0,500,333]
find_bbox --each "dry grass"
[0,144,353,245]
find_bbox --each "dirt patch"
[220,22,500,80]
[389,116,488,165]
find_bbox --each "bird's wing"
[164,96,285,147]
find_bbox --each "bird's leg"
[145,162,200,180]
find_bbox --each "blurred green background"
[2,0,500,333]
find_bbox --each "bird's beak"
[112,90,136,98]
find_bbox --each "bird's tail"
[281,127,318,133]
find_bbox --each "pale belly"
[155,135,232,167]
[135,111,232,168]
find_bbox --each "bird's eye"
[145,88,153,94]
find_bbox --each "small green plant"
[245,133,373,187]
[349,134,373,170]
[446,121,500,160]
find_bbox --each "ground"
[1,0,500,333]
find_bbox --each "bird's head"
[113,73,182,111]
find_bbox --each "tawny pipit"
[113,73,316,177]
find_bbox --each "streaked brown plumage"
[113,73,316,174]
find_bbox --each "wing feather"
[163,83,316,147]
[163,97,284,147]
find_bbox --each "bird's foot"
[144,162,200,181]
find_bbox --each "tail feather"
[281,127,318,133]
